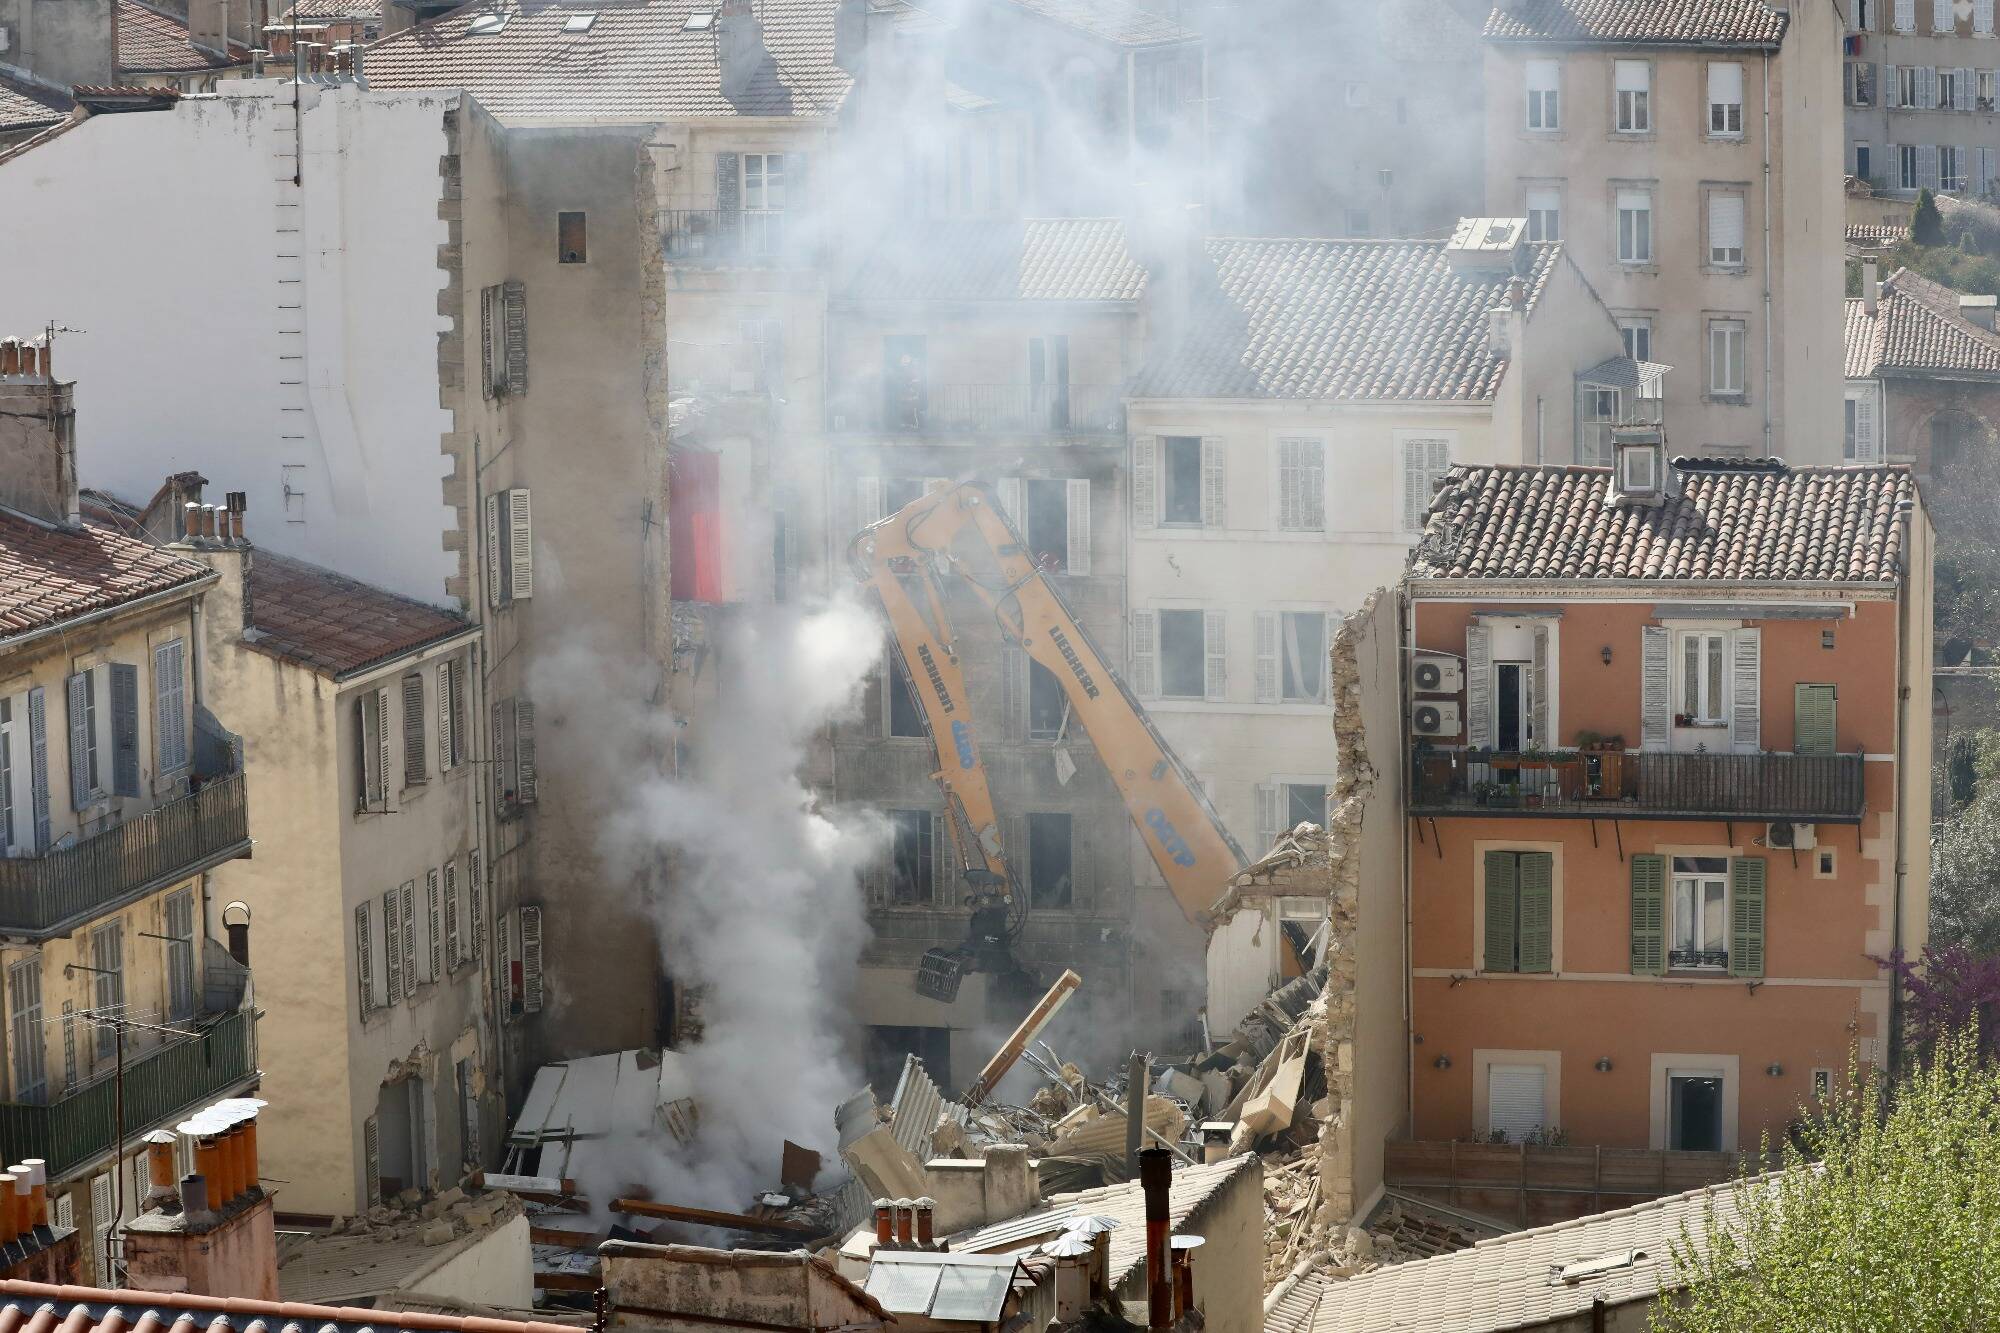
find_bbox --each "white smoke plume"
[533,594,884,1209]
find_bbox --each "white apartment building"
[1124,225,1632,856]
[1846,0,2000,197]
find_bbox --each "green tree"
[1931,782,2000,955]
[1656,1031,2000,1330]
[1916,188,1948,246]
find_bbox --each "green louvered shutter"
[1517,853,1554,973]
[1730,856,1767,978]
[1484,851,1519,973]
[1794,684,1837,756]
[1630,854,1666,976]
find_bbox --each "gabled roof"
[1413,460,1915,584]
[0,75,72,135]
[362,0,852,122]
[1845,268,2000,380]
[1483,0,1787,47]
[1133,238,1562,402]
[0,508,213,641]
[0,1279,578,1333]
[842,218,1147,302]
[1004,0,1197,46]
[1309,1176,1766,1333]
[117,0,250,73]
[244,548,474,678]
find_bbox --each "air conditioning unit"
[1410,652,1463,695]
[1412,700,1461,737]
[1766,822,1817,850]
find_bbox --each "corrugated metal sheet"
[834,1056,960,1232]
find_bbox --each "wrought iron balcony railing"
[1409,747,1865,823]
[661,209,801,264]
[831,382,1126,436]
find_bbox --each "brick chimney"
[187,0,231,54]
[0,337,81,531]
[717,0,771,105]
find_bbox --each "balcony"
[1408,747,1865,823]
[831,383,1126,436]
[0,772,249,937]
[0,1008,256,1181]
[661,209,804,265]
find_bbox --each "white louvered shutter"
[493,911,510,1009]
[1896,0,1914,28]
[444,860,461,970]
[1531,623,1551,749]
[1465,624,1493,749]
[1641,625,1671,750]
[26,687,48,853]
[1130,610,1159,698]
[514,700,538,803]
[66,672,90,810]
[1731,629,1761,752]
[355,903,374,1016]
[1487,1065,1547,1142]
[1255,783,1282,854]
[469,849,484,966]
[153,639,187,772]
[427,869,443,981]
[1921,143,1940,190]
[1921,65,1940,108]
[1854,396,1880,461]
[1200,438,1227,527]
[400,879,418,992]
[364,1116,382,1209]
[1066,478,1091,575]
[506,489,534,601]
[383,888,403,1004]
[437,660,456,772]
[856,477,882,527]
[1203,610,1228,702]
[1936,0,1953,31]
[484,493,504,609]
[520,905,544,1014]
[1254,611,1280,705]
[375,686,392,808]
[995,477,1022,528]
[90,1172,113,1281]
[402,673,426,787]
[1885,65,1902,107]
[1979,0,1994,33]
[1402,437,1448,532]
[1131,437,1157,530]
[1958,68,1976,110]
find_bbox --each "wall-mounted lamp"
[1766,1062,1784,1078]
[1594,1057,1614,1073]
[1433,1055,1452,1071]
[1600,645,1614,666]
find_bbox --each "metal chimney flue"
[1140,1148,1173,1332]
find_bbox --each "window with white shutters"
[8,960,44,1105]
[1276,437,1325,531]
[90,923,122,1062]
[1936,0,1954,31]
[1707,62,1744,135]
[1846,393,1881,462]
[152,640,188,773]
[401,673,427,787]
[1525,59,1559,129]
[1487,1064,1547,1142]
[1942,144,1966,192]
[1614,60,1650,132]
[400,879,418,993]
[1619,317,1653,363]
[1616,189,1652,264]
[520,904,544,1014]
[484,489,534,606]
[1400,436,1450,533]
[426,869,443,982]
[356,902,374,1016]
[1525,187,1560,242]
[444,860,462,969]
[1979,0,1995,33]
[469,848,485,967]
[1708,193,1746,267]
[1896,0,1915,27]
[437,658,460,772]
[166,887,195,1021]
[383,888,403,1004]
[1899,143,1919,190]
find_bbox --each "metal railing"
[1409,747,1865,822]
[834,382,1126,435]
[0,772,249,935]
[661,209,800,264]
[0,1009,255,1180]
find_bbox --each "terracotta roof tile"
[245,549,473,677]
[1844,268,2000,379]
[0,75,72,134]
[842,218,1147,302]
[1134,238,1562,401]
[281,0,382,18]
[0,1281,576,1333]
[362,0,852,122]
[117,0,249,72]
[1483,0,1787,46]
[0,509,212,640]
[1004,0,1196,46]
[1414,460,1914,584]
[1845,222,1909,247]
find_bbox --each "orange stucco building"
[1399,448,1931,1153]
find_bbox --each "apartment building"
[1843,260,2000,483]
[1483,0,1845,461]
[1124,221,1637,855]
[1844,0,2000,197]
[1403,449,1931,1151]
[0,346,259,1281]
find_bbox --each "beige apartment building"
[1483,0,1845,461]
[1844,0,2000,197]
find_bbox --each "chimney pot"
[180,1173,211,1223]
[22,1160,46,1228]
[0,341,18,376]
[893,1198,914,1246]
[914,1196,936,1249]
[873,1198,894,1246]
[0,1175,19,1246]
[1140,1149,1173,1333]
[9,1170,30,1240]
[1862,258,1880,315]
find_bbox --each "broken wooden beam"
[611,1197,819,1237]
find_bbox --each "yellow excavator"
[849,479,1251,1003]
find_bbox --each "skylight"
[563,11,597,30]
[466,11,506,34]
[684,10,715,28]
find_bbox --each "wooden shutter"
[1465,624,1493,749]
[153,640,186,772]
[66,672,90,810]
[364,1115,382,1209]
[437,661,456,772]
[480,285,496,400]
[1795,684,1837,755]
[1630,854,1666,975]
[1958,66,1976,108]
[444,860,461,970]
[506,489,534,601]
[493,911,510,1007]
[1729,856,1766,977]
[1203,610,1227,702]
[355,903,374,1015]
[484,493,504,608]
[383,888,404,1004]
[502,280,527,396]
[490,699,513,801]
[1483,851,1519,973]
[427,869,443,981]
[1920,142,1939,189]
[400,879,418,990]
[1730,629,1761,751]
[1254,611,1279,704]
[514,699,538,803]
[26,687,47,853]
[1641,625,1670,750]
[1530,624,1550,750]
[857,477,883,528]
[1132,437,1157,530]
[1066,478,1091,575]
[1885,64,1901,106]
[1402,441,1427,532]
[110,663,138,798]
[1854,395,1880,461]
[1130,610,1158,698]
[402,673,427,786]
[1200,437,1227,527]
[375,686,392,807]
[1517,852,1553,973]
[1255,783,1281,852]
[469,849,484,966]
[520,904,545,1014]
[90,1172,113,1281]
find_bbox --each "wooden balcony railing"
[1385,1138,1774,1227]
[0,772,250,936]
[1409,747,1865,823]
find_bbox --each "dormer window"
[1621,443,1658,494]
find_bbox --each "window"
[66,669,100,804]
[1708,319,1747,396]
[1858,0,1871,25]
[7,960,42,1105]
[1940,66,1961,110]
[882,335,927,430]
[492,697,537,808]
[1028,334,1070,429]
[1162,436,1204,525]
[1525,59,1559,130]
[1279,612,1328,703]
[437,658,464,772]
[1845,61,1874,107]
[1942,144,1966,192]
[1708,192,1746,267]
[401,673,427,787]
[1482,850,1554,974]
[1897,65,1921,110]
[1619,317,1653,362]
[1844,392,1879,461]
[1525,187,1560,242]
[1487,1064,1548,1142]
[1616,190,1653,263]
[1979,0,1995,33]
[888,810,935,906]
[1895,0,1915,29]
[1159,609,1208,699]
[1283,782,1327,827]
[0,699,14,855]
[1669,1071,1726,1150]
[1795,683,1838,754]
[90,922,123,1062]
[1401,435,1450,532]
[1026,812,1073,909]
[484,488,534,606]
[1899,143,1920,190]
[356,687,389,811]
[669,448,723,603]
[1343,209,1371,235]
[165,887,195,1021]
[1276,437,1326,531]
[1679,631,1728,724]
[1024,478,1081,572]
[1670,856,1729,969]
[740,153,787,254]
[1983,69,1997,108]
[152,640,187,774]
[887,652,926,739]
[1855,142,1872,180]
[1028,660,1067,741]
[557,211,586,263]
[1614,60,1651,132]
[1936,0,1954,31]
[1707,62,1744,135]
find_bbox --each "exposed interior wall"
[406,1213,533,1308]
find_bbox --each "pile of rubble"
[320,1184,522,1248]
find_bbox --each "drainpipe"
[1400,582,1416,1141]
[1761,50,1774,455]
[1889,496,1915,1076]
[471,431,506,1109]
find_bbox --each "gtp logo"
[1145,808,1196,867]
[951,721,976,769]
